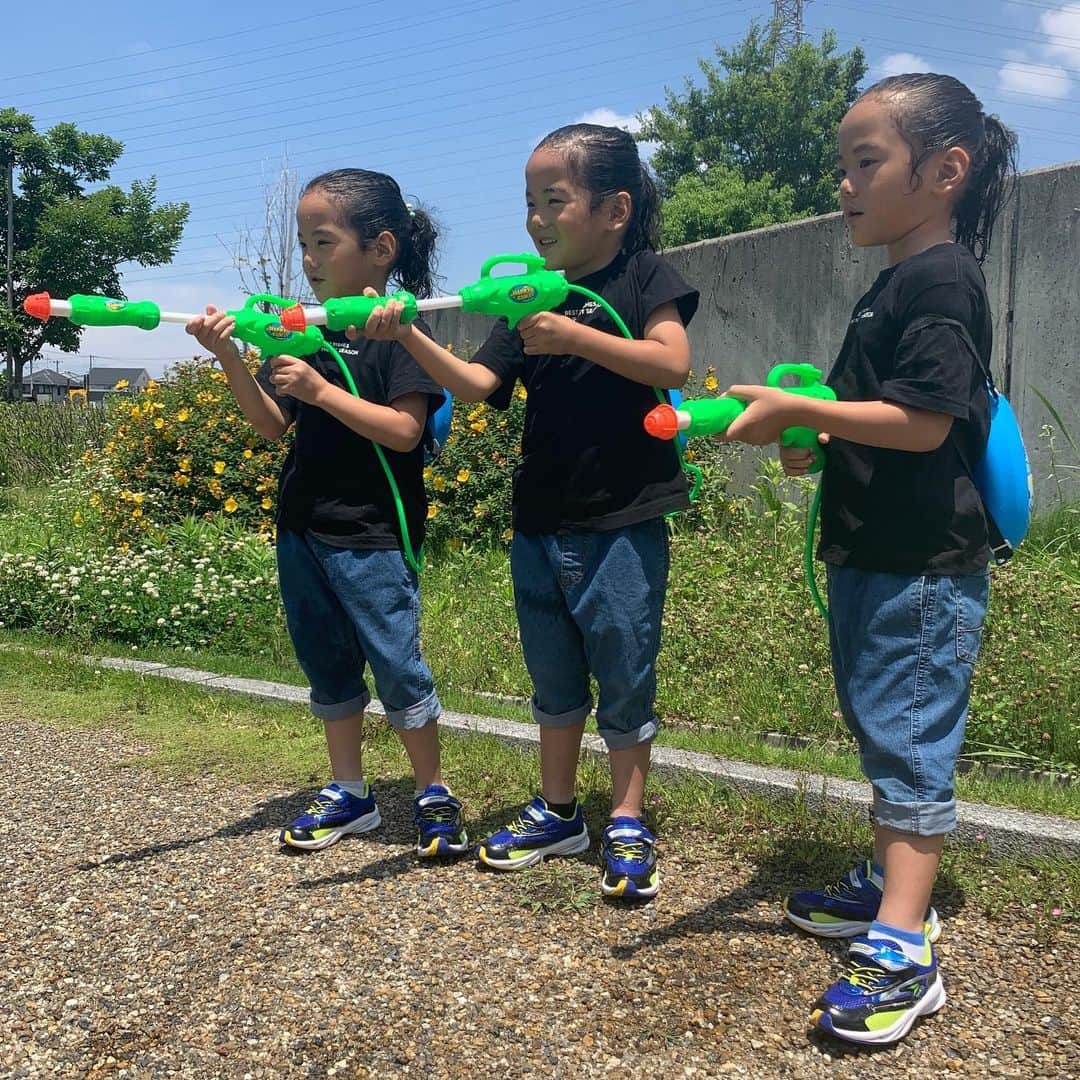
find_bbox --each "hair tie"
[405,202,416,219]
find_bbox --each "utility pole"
[772,0,810,65]
[4,160,14,401]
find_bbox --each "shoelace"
[506,812,545,838]
[609,839,649,862]
[304,795,339,818]
[824,871,865,901]
[418,803,457,824]
[842,959,892,992]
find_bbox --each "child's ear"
[935,145,971,199]
[372,229,399,267]
[606,190,632,234]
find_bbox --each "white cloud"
[575,107,643,134]
[1041,3,1080,70]
[874,52,932,79]
[998,59,1072,99]
[573,107,658,162]
[996,4,1078,100]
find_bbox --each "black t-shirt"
[471,249,699,534]
[256,323,445,549]
[819,243,993,575]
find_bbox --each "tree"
[639,25,867,245]
[224,153,308,304]
[0,108,189,399]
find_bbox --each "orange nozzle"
[643,403,679,440]
[280,304,307,332]
[23,292,53,321]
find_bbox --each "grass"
[3,626,1079,822]
[0,645,1074,927]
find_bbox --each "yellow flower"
[223,497,239,513]
[144,379,159,395]
[261,496,272,510]
[177,408,190,422]
[175,474,191,487]
[113,379,130,391]
[208,479,224,498]
[131,507,143,519]
[153,418,165,430]
[72,511,84,528]
[427,504,440,519]
[213,460,226,475]
[515,385,527,401]
[243,448,253,459]
[456,469,470,484]
[473,504,486,518]
[501,529,513,541]
[704,374,719,391]
[179,457,191,473]
[470,418,488,433]
[433,476,446,491]
[422,466,433,481]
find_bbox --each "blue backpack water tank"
[975,385,1033,559]
[424,389,453,463]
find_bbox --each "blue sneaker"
[784,861,941,941]
[279,782,381,851]
[601,817,659,899]
[478,796,589,870]
[811,934,946,1045]
[414,785,469,857]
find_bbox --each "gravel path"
[1,712,1076,1079]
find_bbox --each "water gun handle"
[229,294,325,358]
[459,253,569,329]
[478,252,547,278]
[766,363,835,473]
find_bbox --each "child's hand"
[268,355,325,404]
[718,385,795,446]
[345,287,411,343]
[780,435,829,476]
[518,312,582,355]
[186,306,241,365]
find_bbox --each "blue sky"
[5,0,1079,377]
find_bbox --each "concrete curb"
[91,655,1080,860]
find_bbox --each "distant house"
[84,367,152,403]
[23,369,82,404]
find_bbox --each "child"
[720,75,1017,1044]
[186,168,469,859]
[361,124,698,898]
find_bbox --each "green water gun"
[23,291,326,359]
[644,363,836,472]
[280,253,571,333]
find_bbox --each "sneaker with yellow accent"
[414,785,469,857]
[810,934,946,1045]
[601,817,659,899]
[784,861,941,941]
[477,796,589,870]
[279,782,381,851]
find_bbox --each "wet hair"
[302,168,439,297]
[859,74,1018,264]
[534,123,661,254]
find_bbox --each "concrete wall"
[427,161,1080,508]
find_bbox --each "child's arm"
[721,388,952,453]
[516,302,690,389]
[186,308,292,440]
[266,355,429,452]
[349,294,502,404]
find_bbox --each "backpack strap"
[898,314,1012,563]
